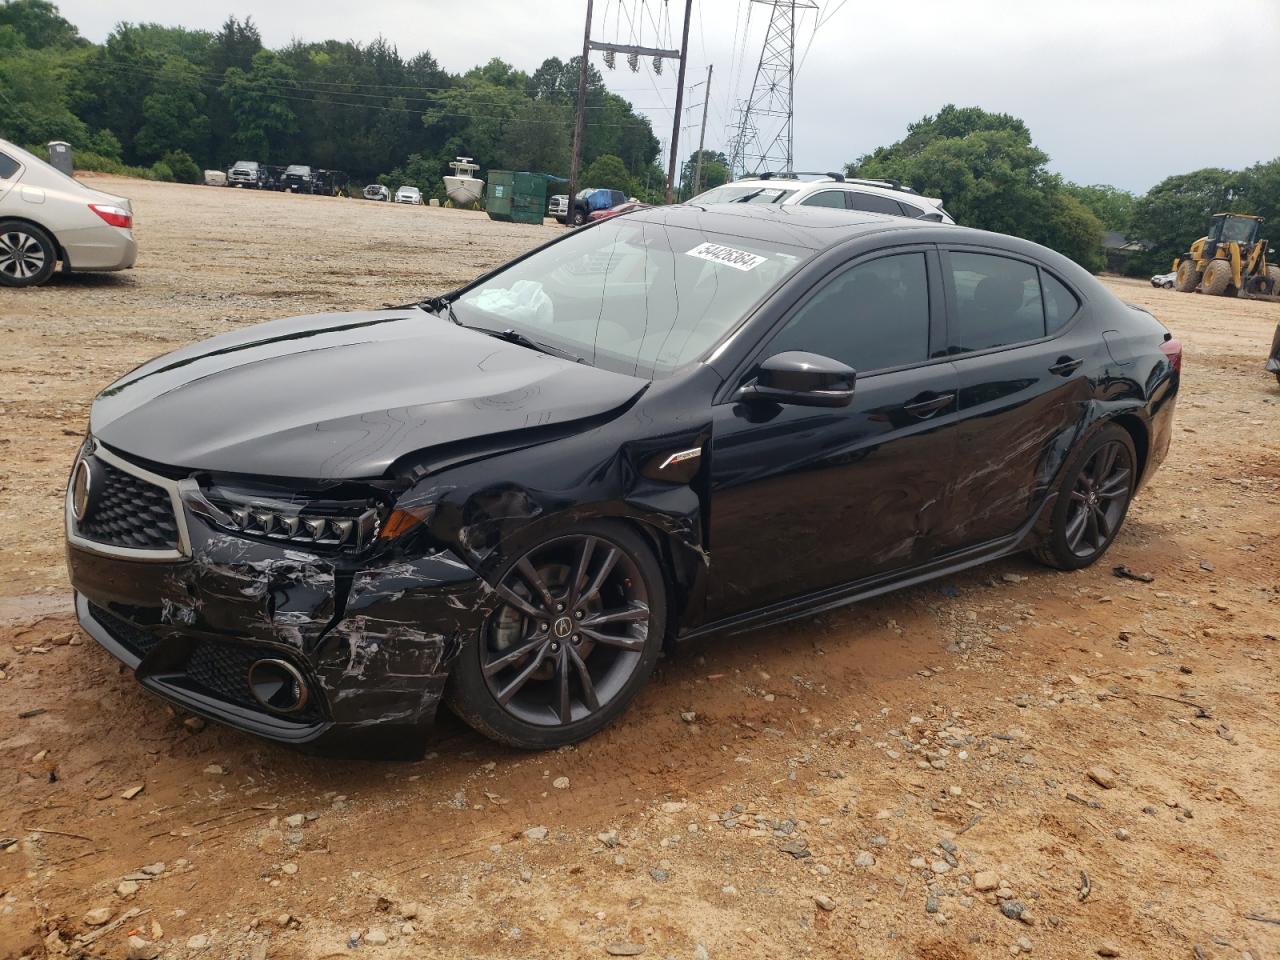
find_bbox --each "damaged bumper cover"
[67,470,490,755]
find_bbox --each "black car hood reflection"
[90,309,647,479]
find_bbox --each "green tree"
[1043,192,1104,273]
[498,99,571,174]
[848,104,1104,268]
[160,148,201,182]
[1063,182,1137,234]
[1129,168,1239,273]
[135,56,207,161]
[1238,157,1280,225]
[0,44,88,144]
[680,149,729,196]
[219,50,298,161]
[0,0,82,48]
[583,153,632,194]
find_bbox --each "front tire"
[0,220,57,287]
[1201,259,1233,296]
[571,208,587,226]
[1033,424,1137,571]
[1174,259,1201,292]
[447,521,667,749]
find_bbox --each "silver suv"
[688,173,954,224]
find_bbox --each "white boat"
[443,157,484,207]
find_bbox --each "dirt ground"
[1,177,1278,960]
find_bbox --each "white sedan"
[394,186,422,205]
[1150,272,1176,289]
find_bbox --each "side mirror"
[917,210,945,222]
[738,351,856,408]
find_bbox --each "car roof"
[632,203,940,250]
[628,204,1095,283]
[699,177,942,208]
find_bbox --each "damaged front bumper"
[66,462,490,756]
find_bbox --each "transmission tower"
[733,0,817,178]
[726,99,755,178]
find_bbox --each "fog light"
[247,659,308,714]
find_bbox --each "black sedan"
[65,205,1181,754]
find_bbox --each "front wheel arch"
[471,507,703,654]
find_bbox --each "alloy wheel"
[482,535,650,727]
[0,230,47,282]
[1064,439,1133,558]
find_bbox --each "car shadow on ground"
[45,271,137,289]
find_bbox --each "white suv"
[688,174,954,224]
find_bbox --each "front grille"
[186,640,324,724]
[90,602,162,658]
[77,458,179,551]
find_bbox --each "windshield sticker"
[686,242,767,272]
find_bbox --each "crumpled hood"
[90,309,647,480]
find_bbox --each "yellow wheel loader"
[1173,213,1280,298]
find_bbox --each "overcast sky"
[56,0,1280,192]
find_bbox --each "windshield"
[452,216,808,378]
[689,185,797,206]
[234,161,257,170]
[1219,216,1257,243]
[286,165,310,175]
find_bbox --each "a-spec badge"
[658,448,703,471]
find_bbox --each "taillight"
[88,204,132,229]
[1160,337,1183,374]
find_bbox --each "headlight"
[181,478,385,551]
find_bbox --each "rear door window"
[946,252,1046,352]
[849,192,905,216]
[765,252,931,373]
[0,152,20,180]
[800,190,849,209]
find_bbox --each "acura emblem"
[553,616,573,638]
[71,457,98,522]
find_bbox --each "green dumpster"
[487,171,548,225]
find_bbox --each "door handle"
[1049,356,1084,376]
[902,393,955,418]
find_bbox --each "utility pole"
[567,0,594,226]
[691,63,713,196]
[664,0,694,205]
[569,0,689,212]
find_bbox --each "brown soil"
[1,178,1277,960]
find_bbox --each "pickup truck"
[280,164,317,194]
[226,160,272,189]
[550,188,630,225]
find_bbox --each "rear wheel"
[0,220,57,287]
[1033,424,1137,571]
[1265,265,1280,296]
[447,521,666,749]
[1174,259,1201,292]
[1201,259,1233,296]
